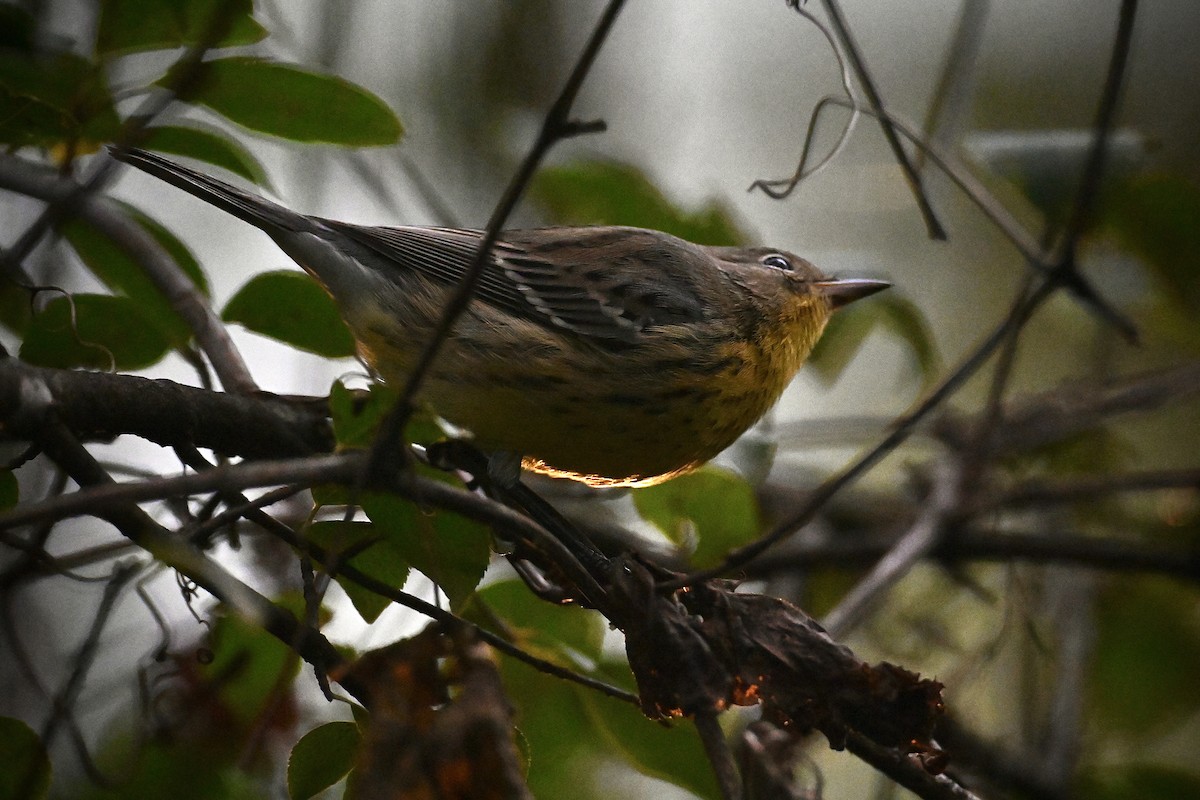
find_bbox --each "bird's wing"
[324,224,708,345]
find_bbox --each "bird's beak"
[814,278,891,309]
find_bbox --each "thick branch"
[0,358,330,459]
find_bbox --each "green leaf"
[0,49,120,151]
[579,677,720,800]
[361,492,491,608]
[467,579,606,663]
[287,721,360,800]
[222,270,356,357]
[0,717,50,800]
[0,5,36,51]
[200,611,301,729]
[127,206,211,294]
[59,208,207,346]
[532,161,745,246]
[1090,577,1200,735]
[1103,174,1200,313]
[329,381,396,450]
[139,125,271,188]
[174,57,403,145]
[0,276,33,335]
[808,291,939,386]
[0,471,17,511]
[1078,763,1200,800]
[20,293,171,370]
[306,520,410,624]
[633,467,759,568]
[96,0,265,55]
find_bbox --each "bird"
[111,147,889,488]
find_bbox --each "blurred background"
[2,1,1199,798]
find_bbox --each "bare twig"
[749,5,861,197]
[0,157,258,393]
[364,0,626,480]
[845,732,983,800]
[821,458,962,638]
[40,562,139,751]
[814,0,947,239]
[27,405,349,689]
[695,710,742,800]
[1056,0,1139,256]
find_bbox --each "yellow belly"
[350,296,823,487]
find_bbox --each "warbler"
[112,147,887,487]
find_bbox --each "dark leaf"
[0,49,119,151]
[329,381,398,450]
[0,470,17,511]
[1090,577,1200,735]
[174,57,402,145]
[59,207,208,346]
[20,293,171,370]
[532,161,745,246]
[0,717,50,800]
[1078,763,1200,800]
[634,467,759,568]
[200,611,301,729]
[96,0,265,55]
[361,491,490,608]
[139,125,271,188]
[306,520,410,624]
[1103,174,1200,313]
[287,721,360,800]
[222,270,356,357]
[467,579,606,663]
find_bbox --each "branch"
[0,0,244,283]
[26,405,353,696]
[983,467,1200,511]
[747,528,1200,585]
[815,0,946,239]
[820,457,963,637]
[1057,0,1139,254]
[845,732,982,800]
[0,156,258,393]
[0,358,329,459]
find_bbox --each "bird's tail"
[109,147,303,234]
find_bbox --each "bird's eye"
[761,254,792,271]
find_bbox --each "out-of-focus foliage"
[533,161,744,246]
[2,2,1198,800]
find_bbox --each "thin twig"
[249,504,639,706]
[815,0,946,239]
[40,562,139,748]
[749,5,861,197]
[364,0,626,481]
[0,157,258,392]
[1056,0,1139,256]
[695,710,742,800]
[31,410,350,690]
[844,732,983,800]
[821,458,962,638]
[986,467,1200,510]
